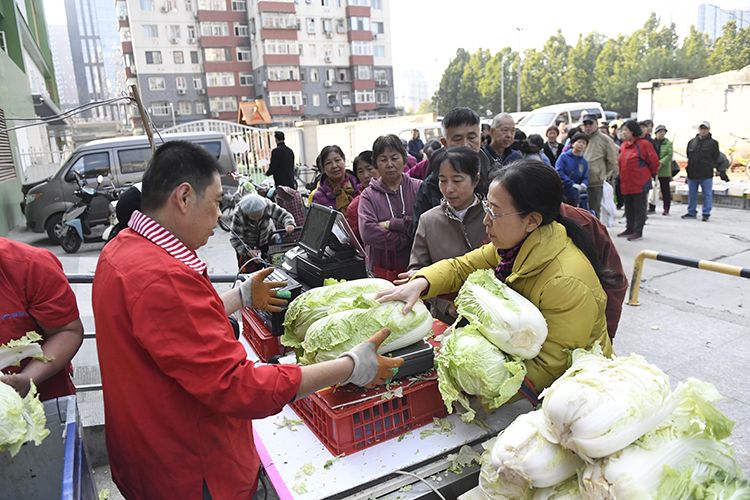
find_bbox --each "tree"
[676,26,713,78]
[457,49,490,113]
[433,49,471,114]
[520,30,570,109]
[416,99,433,114]
[709,21,750,73]
[593,36,627,113]
[565,33,605,102]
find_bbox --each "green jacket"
[415,222,612,400]
[656,138,674,178]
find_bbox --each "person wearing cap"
[92,141,403,499]
[580,112,619,218]
[265,131,297,190]
[230,193,296,270]
[653,125,674,215]
[683,121,720,222]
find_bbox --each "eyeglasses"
[482,199,522,221]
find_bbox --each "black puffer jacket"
[686,133,720,180]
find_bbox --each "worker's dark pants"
[623,191,648,235]
[658,176,672,213]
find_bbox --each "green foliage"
[432,12,750,116]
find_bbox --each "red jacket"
[618,138,659,195]
[0,237,78,400]
[92,230,301,499]
[345,191,363,243]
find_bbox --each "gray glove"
[338,329,405,387]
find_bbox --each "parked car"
[21,131,237,243]
[396,122,444,144]
[604,110,622,122]
[517,102,606,138]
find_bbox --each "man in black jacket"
[265,131,296,189]
[682,121,720,222]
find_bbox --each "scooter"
[60,173,119,254]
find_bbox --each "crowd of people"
[0,102,728,498]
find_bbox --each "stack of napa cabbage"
[464,348,749,499]
[436,270,548,422]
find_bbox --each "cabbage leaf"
[436,325,525,422]
[0,331,47,372]
[0,381,49,457]
[455,269,547,359]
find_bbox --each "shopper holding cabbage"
[377,159,614,404]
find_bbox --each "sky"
[389,0,750,105]
[43,0,66,25]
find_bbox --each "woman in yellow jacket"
[377,160,613,404]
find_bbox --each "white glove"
[338,329,404,387]
[579,183,587,192]
[573,183,581,192]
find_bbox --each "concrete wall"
[637,65,750,159]
[296,112,435,166]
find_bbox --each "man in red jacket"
[92,141,402,499]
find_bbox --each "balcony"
[258,1,296,13]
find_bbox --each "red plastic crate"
[240,308,289,362]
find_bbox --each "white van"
[396,122,444,145]
[517,102,605,137]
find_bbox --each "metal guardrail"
[68,273,242,392]
[628,250,750,306]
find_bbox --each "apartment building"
[118,0,394,129]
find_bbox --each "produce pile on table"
[467,347,749,499]
[281,278,434,365]
[0,332,50,457]
[436,270,548,422]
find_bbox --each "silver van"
[22,132,237,242]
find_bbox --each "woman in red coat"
[617,120,659,241]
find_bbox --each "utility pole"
[516,27,525,113]
[500,54,505,113]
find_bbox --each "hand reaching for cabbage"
[375,277,429,313]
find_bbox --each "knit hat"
[238,194,267,220]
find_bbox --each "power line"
[1,95,134,133]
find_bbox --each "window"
[195,101,206,114]
[200,22,229,37]
[169,25,181,39]
[118,148,151,174]
[145,51,162,64]
[371,0,381,8]
[300,69,306,81]
[69,152,111,179]
[142,25,159,38]
[173,50,184,64]
[231,0,246,11]
[176,76,187,89]
[374,69,387,82]
[185,0,193,10]
[264,40,299,54]
[234,23,249,37]
[206,72,236,87]
[356,65,371,80]
[198,0,225,10]
[326,92,337,105]
[349,17,370,31]
[261,13,298,29]
[269,91,302,107]
[336,18,346,33]
[337,44,346,56]
[306,18,316,34]
[151,102,172,116]
[267,66,299,81]
[325,68,335,82]
[371,21,384,35]
[321,0,330,6]
[337,68,349,82]
[312,93,320,106]
[373,45,385,57]
[354,89,374,103]
[348,0,370,5]
[190,51,199,64]
[148,77,166,90]
[204,47,231,62]
[193,77,203,89]
[341,91,351,106]
[239,73,253,86]
[351,41,372,56]
[309,69,319,82]
[375,90,389,104]
[236,47,251,61]
[177,101,192,115]
[187,25,196,39]
[322,18,332,32]
[139,0,155,11]
[209,96,238,112]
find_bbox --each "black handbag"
[671,160,680,177]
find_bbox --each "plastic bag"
[600,181,617,227]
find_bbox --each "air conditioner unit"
[197,88,206,94]
[324,80,332,87]
[292,104,300,111]
[117,14,127,21]
[169,37,178,44]
[325,32,333,39]
[377,79,388,86]
[160,6,170,13]
[324,56,332,63]
[211,111,220,118]
[373,33,381,40]
[187,37,196,44]
[262,80,267,88]
[177,88,186,95]
[333,106,341,112]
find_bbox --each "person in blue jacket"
[555,132,589,207]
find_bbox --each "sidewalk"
[6,199,750,495]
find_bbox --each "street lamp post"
[500,54,504,113]
[516,27,526,113]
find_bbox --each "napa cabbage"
[299,300,433,364]
[0,381,49,457]
[0,331,47,371]
[435,326,525,422]
[455,270,547,359]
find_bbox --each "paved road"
[7,199,750,495]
